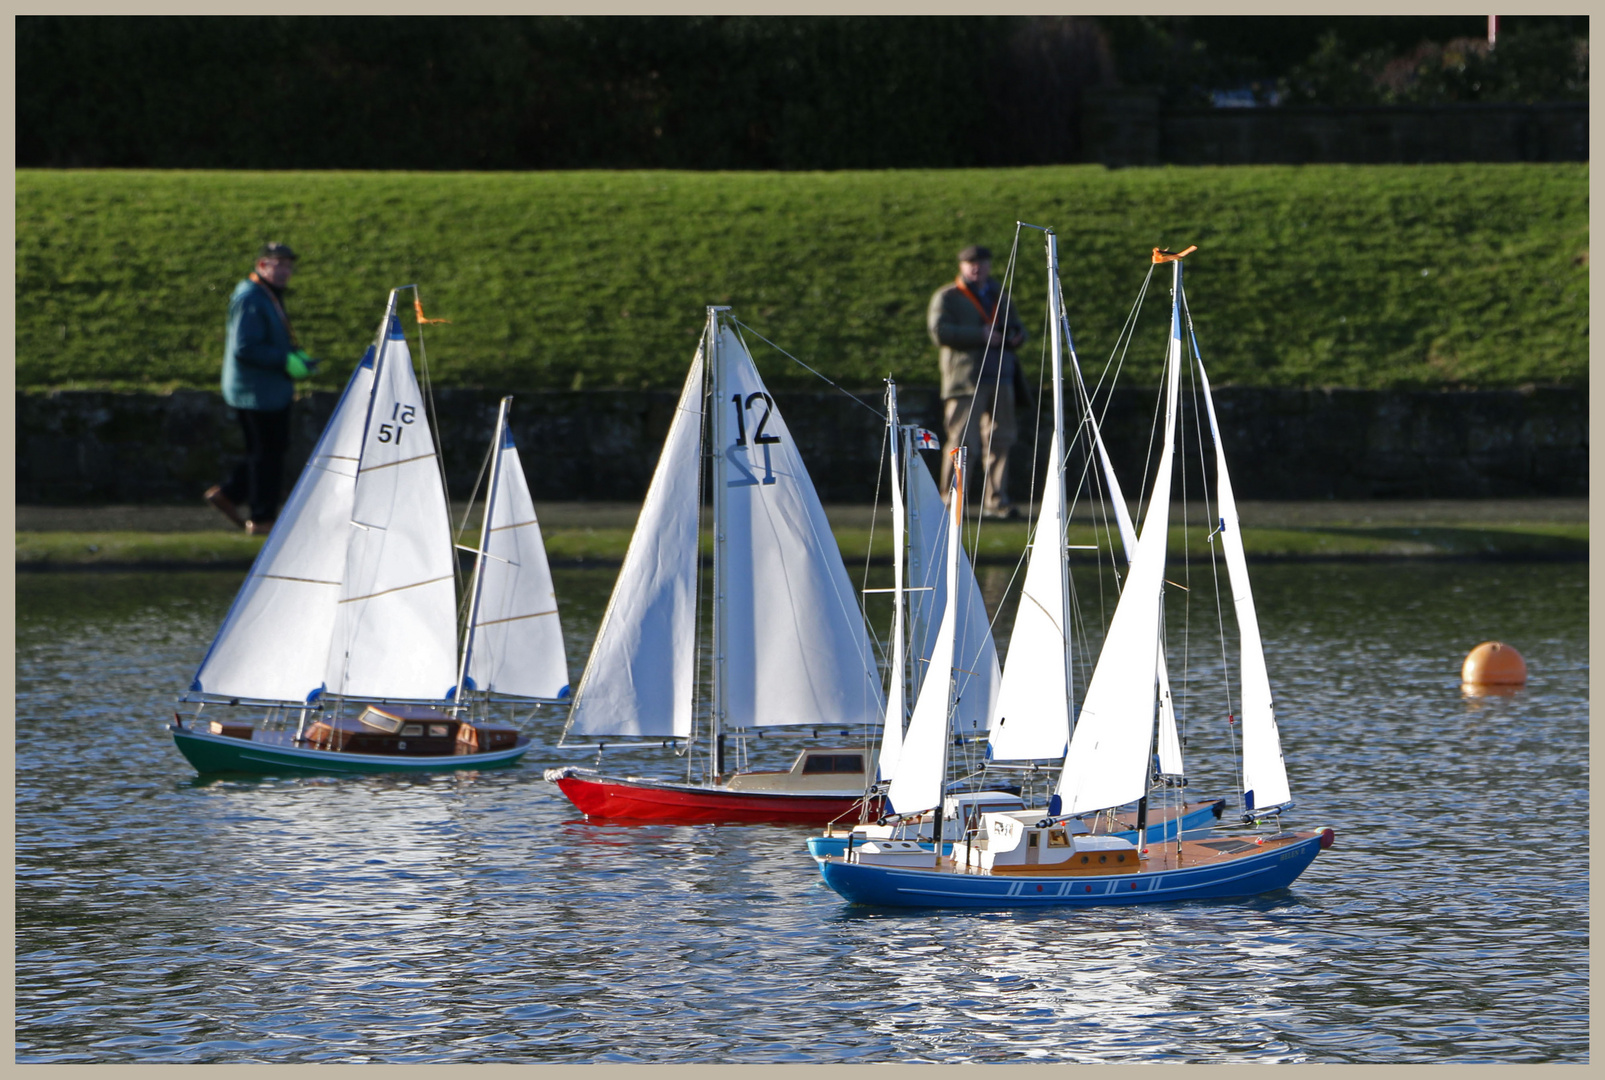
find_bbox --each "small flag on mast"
[913,428,941,450]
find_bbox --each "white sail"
[1070,334,1184,779]
[887,450,963,816]
[189,348,376,703]
[904,442,1000,739]
[324,306,459,701]
[987,429,1072,761]
[1055,270,1185,815]
[876,389,909,781]
[563,352,706,739]
[714,324,884,731]
[1198,357,1290,814]
[461,402,570,701]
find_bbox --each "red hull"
[547,768,881,825]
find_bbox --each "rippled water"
[15,561,1588,1063]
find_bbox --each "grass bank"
[18,165,1586,394]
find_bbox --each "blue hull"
[806,799,1224,864]
[818,833,1324,909]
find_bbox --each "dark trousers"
[221,406,292,522]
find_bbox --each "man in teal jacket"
[205,242,318,535]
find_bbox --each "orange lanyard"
[954,276,996,323]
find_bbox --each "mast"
[454,395,512,712]
[1045,230,1073,733]
[707,306,730,781]
[1136,251,1188,846]
[881,379,908,781]
[929,445,966,856]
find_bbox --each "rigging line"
[728,318,885,421]
[970,229,1025,552]
[1179,295,1215,788]
[861,418,890,672]
[402,284,464,607]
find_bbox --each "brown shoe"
[245,519,274,537]
[204,485,246,528]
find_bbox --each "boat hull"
[805,798,1226,863]
[546,766,880,825]
[169,724,531,775]
[818,831,1327,909]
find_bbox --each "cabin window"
[428,724,450,737]
[1027,832,1039,848]
[802,754,864,775]
[401,723,423,737]
[1047,829,1070,847]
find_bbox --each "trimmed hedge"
[16,164,1587,393]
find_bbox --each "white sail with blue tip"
[459,397,571,702]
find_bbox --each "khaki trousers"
[940,382,1016,512]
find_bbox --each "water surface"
[15,562,1588,1063]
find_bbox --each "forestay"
[903,441,1000,739]
[563,352,706,739]
[189,348,376,703]
[715,324,883,730]
[325,309,459,701]
[1055,279,1185,815]
[462,405,570,701]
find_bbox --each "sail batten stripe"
[337,574,454,604]
[358,451,436,474]
[474,609,558,627]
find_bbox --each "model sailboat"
[169,289,566,774]
[811,231,1222,864]
[819,246,1332,907]
[544,307,887,823]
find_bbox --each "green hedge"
[17,164,1587,393]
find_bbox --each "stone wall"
[16,386,1586,506]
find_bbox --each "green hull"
[169,724,530,776]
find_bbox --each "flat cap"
[258,241,298,261]
[957,244,992,263]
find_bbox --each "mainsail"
[325,303,459,701]
[988,230,1073,763]
[1068,325,1184,779]
[886,449,964,816]
[189,348,376,703]
[459,398,570,701]
[563,352,706,739]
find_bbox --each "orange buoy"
[1461,641,1527,686]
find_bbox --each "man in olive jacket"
[927,244,1028,517]
[205,242,319,535]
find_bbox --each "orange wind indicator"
[1152,245,1198,264]
[414,296,452,325]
